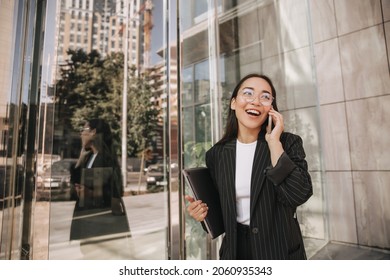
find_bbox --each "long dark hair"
[87,118,121,166]
[87,118,123,196]
[88,118,114,151]
[217,73,279,145]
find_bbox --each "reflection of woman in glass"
[72,118,123,212]
[70,118,130,243]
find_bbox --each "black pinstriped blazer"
[71,152,123,202]
[205,130,313,260]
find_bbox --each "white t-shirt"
[86,152,98,168]
[235,139,257,225]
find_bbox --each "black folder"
[183,167,224,239]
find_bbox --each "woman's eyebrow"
[242,86,271,94]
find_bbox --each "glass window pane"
[182,67,193,106]
[194,60,210,103]
[34,0,170,260]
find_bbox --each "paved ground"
[29,172,390,260]
[309,241,390,260]
[47,191,172,260]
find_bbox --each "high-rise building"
[55,0,141,68]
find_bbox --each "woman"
[72,118,123,211]
[185,74,313,259]
[69,118,131,247]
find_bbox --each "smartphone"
[267,115,272,134]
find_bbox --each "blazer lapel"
[221,139,237,222]
[250,132,271,218]
[82,151,93,168]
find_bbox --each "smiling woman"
[230,76,274,141]
[185,74,313,260]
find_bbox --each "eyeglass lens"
[241,89,273,105]
[80,127,91,133]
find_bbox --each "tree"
[126,66,160,156]
[55,49,160,157]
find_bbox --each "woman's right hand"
[185,195,208,222]
[74,183,82,198]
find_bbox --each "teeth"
[246,109,260,116]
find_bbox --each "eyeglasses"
[240,88,274,106]
[79,127,91,134]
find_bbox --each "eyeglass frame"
[79,127,92,134]
[239,88,274,106]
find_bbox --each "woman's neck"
[237,133,258,144]
[237,130,259,143]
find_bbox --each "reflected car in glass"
[145,163,179,192]
[145,163,166,192]
[36,158,77,201]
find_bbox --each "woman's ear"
[230,98,236,110]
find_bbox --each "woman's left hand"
[265,108,284,143]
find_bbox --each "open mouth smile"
[246,109,260,116]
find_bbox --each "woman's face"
[80,122,95,149]
[231,77,273,137]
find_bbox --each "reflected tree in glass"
[55,49,160,158]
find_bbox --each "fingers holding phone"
[266,108,284,140]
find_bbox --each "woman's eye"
[243,90,254,96]
[261,93,271,100]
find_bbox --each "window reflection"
[40,0,169,260]
[67,118,131,252]
[182,61,212,260]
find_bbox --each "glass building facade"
[0,0,389,260]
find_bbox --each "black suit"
[71,151,123,208]
[206,130,312,259]
[69,151,129,240]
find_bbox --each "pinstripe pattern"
[206,131,313,260]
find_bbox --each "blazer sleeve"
[266,133,313,208]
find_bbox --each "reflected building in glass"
[56,0,139,62]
